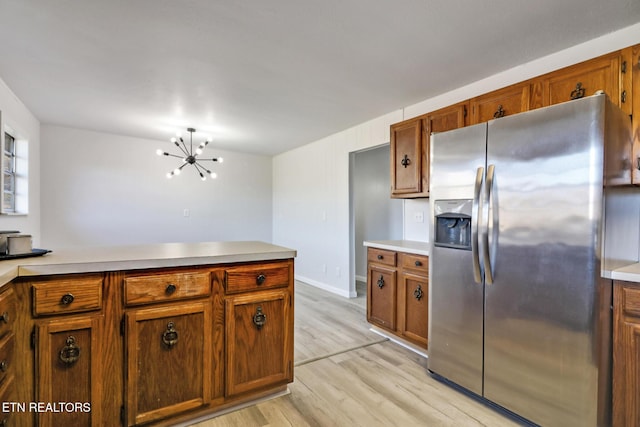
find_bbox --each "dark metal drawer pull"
[256,274,266,285]
[414,284,424,301]
[493,105,505,118]
[414,260,422,267]
[401,154,410,168]
[60,293,74,305]
[570,82,585,100]
[253,306,266,330]
[59,336,81,365]
[377,254,383,260]
[377,275,385,289]
[0,360,7,372]
[165,283,177,295]
[0,311,8,323]
[162,322,179,347]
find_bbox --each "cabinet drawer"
[124,271,211,306]
[0,287,15,338]
[622,285,640,317]
[32,276,103,316]
[225,262,290,294]
[367,248,397,267]
[400,253,429,274]
[0,333,14,386]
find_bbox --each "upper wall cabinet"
[390,102,467,198]
[631,45,640,185]
[390,117,425,197]
[530,53,622,110]
[469,83,530,125]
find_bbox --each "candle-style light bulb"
[156,149,164,156]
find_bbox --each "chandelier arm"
[164,153,186,159]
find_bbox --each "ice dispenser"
[434,199,473,250]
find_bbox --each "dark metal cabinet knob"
[493,105,505,118]
[414,260,422,267]
[377,254,383,260]
[60,293,74,305]
[0,360,7,372]
[256,274,266,285]
[401,154,411,168]
[165,283,177,295]
[0,311,8,323]
[377,275,385,289]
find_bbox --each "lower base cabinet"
[367,247,428,349]
[125,301,212,426]
[613,280,640,427]
[225,289,293,397]
[36,316,102,427]
[9,257,294,427]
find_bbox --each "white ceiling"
[0,1,639,155]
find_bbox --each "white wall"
[352,145,403,280]
[0,77,40,245]
[41,125,273,249]
[273,22,640,297]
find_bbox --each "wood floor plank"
[190,281,520,427]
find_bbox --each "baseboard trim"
[369,326,429,359]
[295,275,357,298]
[355,274,366,283]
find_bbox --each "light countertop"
[0,241,296,287]
[363,240,429,256]
[610,262,640,283]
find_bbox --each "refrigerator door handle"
[471,166,484,283]
[483,164,498,284]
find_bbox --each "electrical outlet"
[183,209,190,217]
[414,212,424,223]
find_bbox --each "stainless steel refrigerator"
[428,94,635,427]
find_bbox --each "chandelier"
[156,127,223,181]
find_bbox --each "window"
[3,131,16,213]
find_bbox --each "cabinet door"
[426,102,468,134]
[126,301,212,426]
[390,118,424,196]
[631,44,640,185]
[613,282,640,427]
[539,54,620,108]
[36,316,102,427]
[367,265,397,330]
[469,84,530,124]
[398,272,428,348]
[225,289,293,397]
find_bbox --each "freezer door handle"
[483,164,498,284]
[471,166,484,283]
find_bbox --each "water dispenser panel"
[433,199,473,250]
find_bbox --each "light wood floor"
[190,281,520,427]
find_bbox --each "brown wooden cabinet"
[397,253,428,348]
[469,83,530,125]
[29,275,105,427]
[7,254,294,427]
[536,53,621,110]
[225,290,292,397]
[366,247,428,350]
[224,261,294,398]
[613,280,640,427]
[391,44,640,194]
[125,301,212,426]
[0,286,16,427]
[390,117,424,197]
[36,316,102,427]
[631,45,640,185]
[390,102,467,199]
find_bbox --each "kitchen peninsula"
[0,241,296,427]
